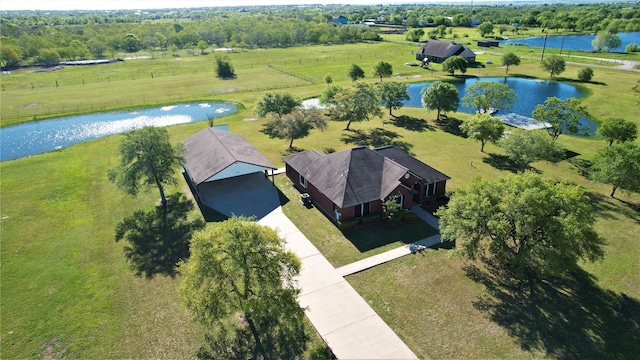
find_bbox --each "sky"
[0,0,478,11]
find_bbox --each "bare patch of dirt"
[41,337,67,360]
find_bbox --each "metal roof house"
[181,127,277,216]
[283,146,449,222]
[415,39,476,64]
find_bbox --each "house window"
[299,174,307,188]
[355,202,370,217]
[426,183,436,197]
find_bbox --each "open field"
[1,38,639,358]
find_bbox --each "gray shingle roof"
[284,147,408,208]
[416,39,475,59]
[374,146,450,184]
[182,127,276,185]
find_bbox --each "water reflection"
[1,102,236,161]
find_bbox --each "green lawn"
[2,39,639,359]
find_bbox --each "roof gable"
[374,146,450,184]
[417,39,475,59]
[182,127,276,185]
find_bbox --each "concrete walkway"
[259,207,418,360]
[336,234,441,276]
[336,205,442,277]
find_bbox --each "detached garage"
[181,127,279,219]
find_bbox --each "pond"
[500,32,640,52]
[0,102,236,161]
[404,77,597,134]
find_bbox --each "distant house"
[283,146,449,222]
[181,127,277,203]
[416,39,476,64]
[477,40,500,47]
[332,15,348,25]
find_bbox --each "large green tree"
[377,81,410,116]
[478,22,495,37]
[596,117,638,146]
[501,52,521,74]
[460,114,505,152]
[592,31,622,52]
[591,142,640,198]
[326,82,383,130]
[462,81,516,114]
[347,63,365,82]
[498,130,565,172]
[254,92,301,118]
[406,28,424,42]
[261,109,327,148]
[541,55,566,78]
[115,193,205,278]
[108,126,182,213]
[441,55,468,75]
[532,97,587,140]
[215,55,235,79]
[372,61,393,82]
[421,81,460,121]
[179,217,307,359]
[437,172,605,283]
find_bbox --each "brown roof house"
[283,146,449,223]
[416,39,476,64]
[181,127,279,219]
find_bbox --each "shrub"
[337,219,359,231]
[362,213,381,225]
[578,67,594,82]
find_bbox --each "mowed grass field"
[1,39,639,358]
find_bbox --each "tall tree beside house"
[437,172,605,287]
[326,82,383,130]
[261,109,327,149]
[179,217,307,359]
[378,81,410,116]
[108,126,182,217]
[462,81,516,114]
[597,117,638,146]
[460,113,505,152]
[254,92,301,118]
[501,52,521,74]
[590,142,640,198]
[347,63,365,82]
[532,97,587,140]
[541,55,566,78]
[372,61,393,82]
[441,56,468,75]
[421,81,460,121]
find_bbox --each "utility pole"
[540,32,548,61]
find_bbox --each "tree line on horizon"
[2,2,638,69]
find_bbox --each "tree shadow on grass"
[341,128,413,154]
[464,261,640,359]
[586,191,640,224]
[115,193,206,278]
[482,153,522,173]
[387,115,435,132]
[566,156,592,178]
[434,115,466,137]
[343,220,439,253]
